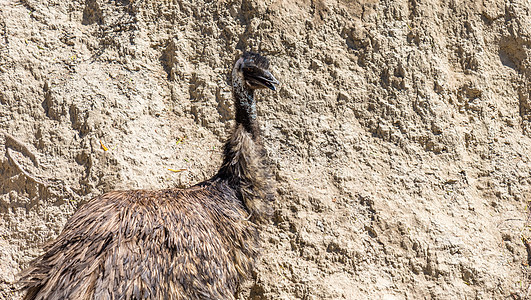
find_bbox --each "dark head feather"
[242,52,270,69]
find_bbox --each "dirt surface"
[1,0,531,299]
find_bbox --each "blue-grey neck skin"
[232,58,257,134]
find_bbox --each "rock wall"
[1,0,530,299]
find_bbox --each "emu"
[20,52,278,300]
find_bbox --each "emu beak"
[242,65,280,91]
[259,70,280,91]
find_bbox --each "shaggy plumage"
[19,52,279,300]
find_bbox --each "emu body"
[20,52,278,300]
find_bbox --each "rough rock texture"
[1,0,531,299]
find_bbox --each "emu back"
[22,184,258,299]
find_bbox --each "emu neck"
[212,61,273,222]
[217,78,262,186]
[215,76,269,218]
[233,76,259,137]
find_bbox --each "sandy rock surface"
[1,0,531,299]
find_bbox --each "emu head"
[233,52,279,91]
